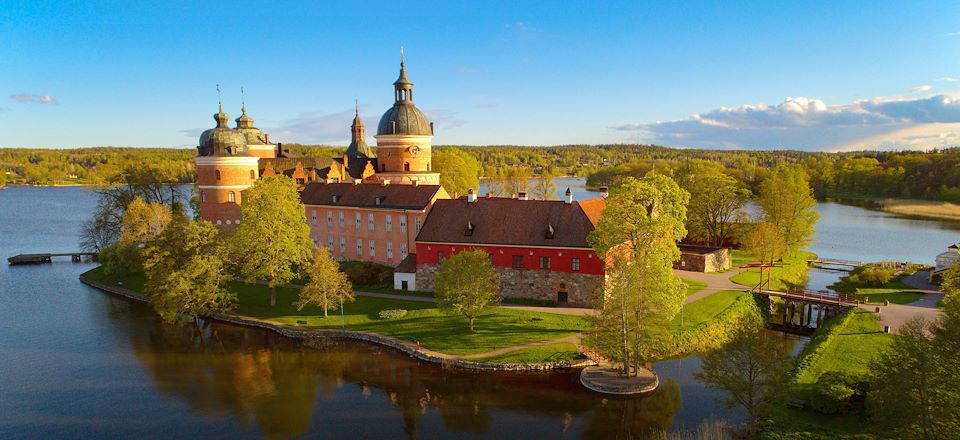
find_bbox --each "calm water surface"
[2,183,956,438]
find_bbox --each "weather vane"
[216,84,222,108]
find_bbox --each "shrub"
[340,261,393,286]
[858,267,893,286]
[806,374,855,414]
[378,309,408,320]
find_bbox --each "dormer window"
[545,223,555,239]
[332,195,339,203]
[375,196,385,206]
[464,221,474,237]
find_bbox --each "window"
[386,215,393,232]
[356,239,363,256]
[250,170,255,180]
[327,236,334,251]
[400,243,408,259]
[539,256,551,270]
[296,178,305,185]
[368,213,374,230]
[415,216,421,233]
[312,210,318,225]
[399,216,407,233]
[404,162,410,171]
[571,258,581,271]
[200,191,206,203]
[228,191,235,203]
[327,211,333,227]
[369,240,375,257]
[215,169,221,180]
[512,255,524,269]
[339,212,345,228]
[340,237,346,253]
[438,251,445,262]
[387,241,393,260]
[355,213,361,230]
[312,237,318,247]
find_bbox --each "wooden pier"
[807,258,862,271]
[7,252,97,265]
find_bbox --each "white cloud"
[505,21,537,33]
[425,109,467,130]
[265,109,357,144]
[11,93,58,105]
[937,77,959,82]
[611,94,960,151]
[911,84,933,93]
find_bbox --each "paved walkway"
[676,267,749,304]
[858,271,944,334]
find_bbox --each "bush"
[858,267,893,286]
[378,309,408,320]
[340,261,393,286]
[806,374,855,414]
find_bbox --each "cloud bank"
[11,93,58,105]
[612,94,960,151]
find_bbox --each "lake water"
[1,182,957,438]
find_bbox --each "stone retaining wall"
[415,264,602,306]
[79,275,594,372]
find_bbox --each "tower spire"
[216,83,222,112]
[241,86,246,114]
[393,48,413,103]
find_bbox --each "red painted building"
[414,191,606,306]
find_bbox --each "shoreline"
[78,274,596,372]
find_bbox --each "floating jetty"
[7,252,97,265]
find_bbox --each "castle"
[195,57,606,306]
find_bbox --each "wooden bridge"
[751,287,860,307]
[7,252,97,265]
[807,258,862,271]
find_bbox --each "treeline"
[0,147,196,186]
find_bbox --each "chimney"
[467,189,477,203]
[518,192,528,201]
[381,179,390,186]
[565,188,573,204]
[413,180,420,186]
[430,122,434,135]
[600,186,609,198]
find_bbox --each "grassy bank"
[794,308,892,383]
[83,267,587,362]
[731,251,816,290]
[851,280,923,305]
[681,278,708,297]
[880,198,960,221]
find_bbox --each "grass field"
[880,198,960,221]
[796,308,893,383]
[473,342,587,364]
[853,280,923,305]
[670,290,750,331]
[730,251,816,290]
[83,267,588,360]
[682,278,708,297]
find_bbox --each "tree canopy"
[295,247,354,317]
[433,147,481,197]
[434,250,501,332]
[755,164,819,257]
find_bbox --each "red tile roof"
[395,253,417,273]
[416,197,606,248]
[300,182,443,210]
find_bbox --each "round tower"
[372,55,440,185]
[196,102,260,228]
[235,97,277,159]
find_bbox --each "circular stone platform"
[580,365,659,396]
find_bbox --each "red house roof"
[300,182,443,210]
[416,197,606,248]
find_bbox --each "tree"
[142,216,234,324]
[231,175,314,306]
[433,148,480,197]
[679,162,750,247]
[491,166,532,197]
[587,174,690,374]
[295,247,354,317]
[79,209,120,253]
[755,164,819,256]
[531,168,558,200]
[695,322,791,436]
[121,197,172,246]
[868,317,959,439]
[435,250,501,331]
[744,221,787,266]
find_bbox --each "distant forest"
[3,144,960,203]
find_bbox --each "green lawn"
[852,280,923,305]
[670,290,750,331]
[681,278,708,297]
[473,342,587,364]
[730,251,816,290]
[796,308,893,384]
[84,267,588,358]
[730,249,756,268]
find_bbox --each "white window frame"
[327,211,333,227]
[386,214,392,232]
[356,239,362,256]
[415,216,421,233]
[355,213,361,230]
[399,216,407,233]
[400,242,408,259]
[340,237,346,253]
[338,212,345,228]
[228,191,235,203]
[368,213,375,231]
[327,236,334,251]
[369,239,375,257]
[387,241,393,260]
[312,210,318,225]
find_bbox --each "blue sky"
[2,0,959,150]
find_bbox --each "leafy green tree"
[231,175,314,306]
[695,322,791,436]
[587,174,690,374]
[295,247,354,317]
[121,197,171,246]
[433,147,480,197]
[755,164,819,256]
[142,217,234,324]
[491,166,531,197]
[679,161,750,247]
[744,221,787,266]
[435,250,501,331]
[869,317,959,439]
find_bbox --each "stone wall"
[674,247,731,273]
[416,264,603,306]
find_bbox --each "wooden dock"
[7,252,97,265]
[807,258,862,271]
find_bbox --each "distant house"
[931,243,960,284]
[675,244,732,273]
[412,190,606,306]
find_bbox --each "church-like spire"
[393,47,414,104]
[214,83,229,127]
[235,86,254,128]
[346,101,374,159]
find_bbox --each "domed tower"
[372,55,440,185]
[195,102,260,228]
[235,95,277,159]
[345,104,375,160]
